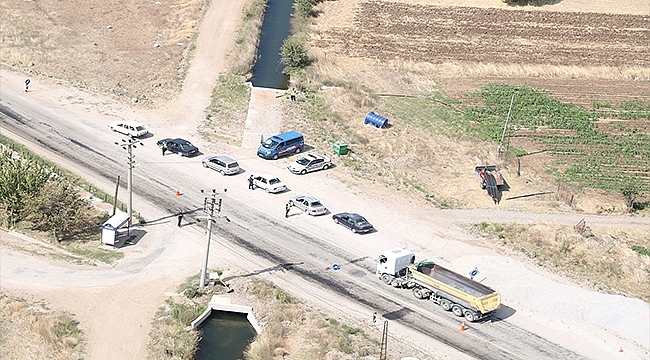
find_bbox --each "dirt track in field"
[315,2,649,67]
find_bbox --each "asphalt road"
[0,89,590,360]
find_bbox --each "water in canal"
[195,311,257,360]
[250,0,294,89]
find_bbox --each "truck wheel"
[381,274,394,285]
[439,299,452,311]
[452,305,464,317]
[413,287,426,299]
[463,310,477,322]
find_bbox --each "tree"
[0,149,55,226]
[620,179,643,213]
[280,36,309,72]
[23,182,99,242]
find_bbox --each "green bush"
[341,324,362,335]
[631,245,650,256]
[280,36,309,72]
[294,0,316,18]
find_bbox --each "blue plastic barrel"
[364,112,388,128]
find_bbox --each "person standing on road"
[248,175,254,190]
[162,141,167,156]
[177,210,183,227]
[25,78,30,92]
[285,202,291,218]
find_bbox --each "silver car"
[202,155,240,175]
[289,195,327,216]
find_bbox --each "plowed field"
[312,1,650,104]
[316,3,649,67]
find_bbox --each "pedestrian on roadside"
[162,141,167,156]
[285,202,291,218]
[25,78,30,92]
[290,88,296,101]
[177,210,183,227]
[248,175,254,190]
[373,312,378,324]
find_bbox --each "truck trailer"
[377,248,501,322]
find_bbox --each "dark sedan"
[332,212,374,233]
[157,138,199,157]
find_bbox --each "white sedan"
[108,120,148,137]
[251,173,287,193]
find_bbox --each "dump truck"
[377,248,501,322]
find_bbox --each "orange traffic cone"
[175,188,181,197]
[460,322,467,332]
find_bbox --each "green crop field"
[381,84,649,200]
[463,84,650,194]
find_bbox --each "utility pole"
[379,320,388,360]
[499,93,517,154]
[198,188,230,288]
[115,137,142,228]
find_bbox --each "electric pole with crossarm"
[114,137,142,228]
[198,188,230,288]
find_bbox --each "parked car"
[251,173,287,193]
[287,153,331,175]
[202,155,239,175]
[289,195,327,215]
[108,120,148,137]
[157,138,199,157]
[332,212,374,233]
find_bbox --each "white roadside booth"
[101,211,130,247]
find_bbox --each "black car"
[157,138,199,157]
[332,212,374,233]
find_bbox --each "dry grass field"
[0,0,208,106]
[0,295,84,360]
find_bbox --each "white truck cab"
[377,248,416,279]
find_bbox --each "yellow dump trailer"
[408,261,501,320]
